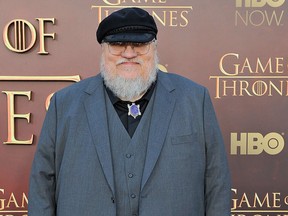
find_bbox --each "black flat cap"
[96,7,158,43]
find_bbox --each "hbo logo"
[230,132,285,155]
[236,0,285,7]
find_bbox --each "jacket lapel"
[141,72,176,190]
[83,75,115,195]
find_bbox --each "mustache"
[116,59,143,65]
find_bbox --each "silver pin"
[127,103,141,119]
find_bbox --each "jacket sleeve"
[28,95,57,216]
[203,88,231,216]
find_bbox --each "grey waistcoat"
[105,90,155,216]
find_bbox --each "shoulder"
[48,74,103,111]
[55,74,102,98]
[157,70,207,96]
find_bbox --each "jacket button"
[130,194,136,199]
[128,173,134,178]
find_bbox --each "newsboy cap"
[96,7,158,43]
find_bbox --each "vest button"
[130,194,136,199]
[128,173,134,178]
[126,153,132,158]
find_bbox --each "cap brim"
[103,33,155,43]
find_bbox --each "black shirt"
[105,82,156,137]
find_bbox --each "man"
[28,7,231,216]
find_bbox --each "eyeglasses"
[105,40,155,56]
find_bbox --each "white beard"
[100,54,158,101]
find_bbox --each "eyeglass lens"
[108,41,154,55]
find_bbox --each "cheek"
[103,56,118,75]
[142,55,155,74]
[102,47,116,67]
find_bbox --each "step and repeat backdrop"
[0,0,288,215]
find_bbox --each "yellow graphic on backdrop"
[3,18,55,54]
[210,53,288,98]
[91,0,193,27]
[230,132,285,155]
[0,75,80,145]
[231,188,288,216]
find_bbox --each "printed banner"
[0,1,287,215]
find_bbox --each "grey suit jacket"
[28,71,231,216]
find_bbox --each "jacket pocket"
[171,133,196,145]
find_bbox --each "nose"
[121,45,138,58]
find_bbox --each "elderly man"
[28,7,231,216]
